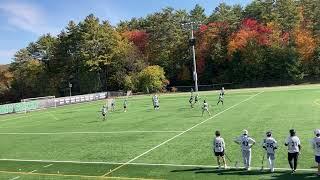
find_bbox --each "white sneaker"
[224,165,228,169]
[270,168,274,172]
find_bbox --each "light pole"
[182,21,200,92]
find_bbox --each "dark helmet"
[266,131,272,137]
[215,130,221,136]
[289,129,296,136]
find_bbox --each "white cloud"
[0,49,16,57]
[0,1,58,35]
[0,49,16,64]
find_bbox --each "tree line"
[1,0,320,103]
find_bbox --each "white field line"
[43,164,53,168]
[29,170,37,173]
[0,159,316,172]
[9,176,20,180]
[103,91,264,176]
[0,131,183,135]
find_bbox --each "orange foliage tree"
[228,18,272,55]
[293,27,316,62]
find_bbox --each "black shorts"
[288,152,299,161]
[124,106,127,109]
[102,113,106,117]
[214,151,225,157]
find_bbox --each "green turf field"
[1,85,320,180]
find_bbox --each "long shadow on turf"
[171,168,319,179]
[87,120,101,123]
[216,170,320,179]
[171,167,211,172]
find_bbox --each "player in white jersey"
[234,129,256,170]
[202,100,211,116]
[189,94,194,108]
[285,129,301,174]
[221,87,225,96]
[152,94,160,110]
[194,94,199,104]
[312,129,320,176]
[111,99,115,111]
[217,93,224,105]
[262,131,278,172]
[101,105,107,121]
[213,130,227,169]
[123,99,128,112]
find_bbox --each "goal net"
[21,96,56,113]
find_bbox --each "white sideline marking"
[0,158,316,172]
[103,91,264,176]
[0,131,183,135]
[9,176,20,180]
[43,164,53,168]
[29,170,37,173]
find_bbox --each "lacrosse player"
[111,99,115,111]
[189,94,194,108]
[152,94,160,110]
[202,100,211,116]
[123,99,128,112]
[285,129,301,174]
[262,131,278,172]
[101,105,107,121]
[312,129,320,176]
[213,130,227,169]
[234,129,256,170]
[217,93,224,105]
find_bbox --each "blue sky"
[0,0,251,64]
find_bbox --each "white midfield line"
[0,158,315,172]
[103,91,264,176]
[9,176,20,180]
[0,131,183,135]
[43,164,53,168]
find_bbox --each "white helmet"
[314,129,320,136]
[243,129,248,135]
